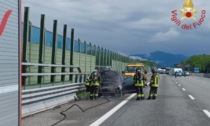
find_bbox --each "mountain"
[130,51,188,67]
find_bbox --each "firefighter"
[89,70,101,100]
[133,68,145,100]
[85,75,92,99]
[142,69,148,87]
[147,68,159,100]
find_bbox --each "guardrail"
[22,62,89,117]
[22,62,89,89]
[22,82,85,117]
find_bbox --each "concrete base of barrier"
[22,93,75,117]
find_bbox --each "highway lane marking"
[182,88,186,91]
[178,84,181,86]
[188,95,195,100]
[89,93,136,126]
[203,110,210,118]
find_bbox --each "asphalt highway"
[23,74,210,126]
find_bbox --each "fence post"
[61,24,67,82]
[90,43,92,72]
[104,49,107,66]
[22,7,30,88]
[70,28,74,81]
[51,20,57,83]
[38,14,45,85]
[78,39,81,67]
[98,46,101,67]
[94,45,96,69]
[101,48,104,66]
[84,41,87,73]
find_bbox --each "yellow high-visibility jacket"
[133,73,144,87]
[150,73,159,87]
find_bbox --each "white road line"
[188,95,195,100]
[89,93,136,126]
[178,84,181,86]
[182,88,186,91]
[203,110,210,118]
[176,82,178,83]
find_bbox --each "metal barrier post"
[78,39,81,67]
[38,14,45,85]
[104,49,107,66]
[84,41,87,73]
[93,45,96,69]
[61,24,67,81]
[98,46,101,67]
[108,50,110,66]
[101,47,104,66]
[90,43,92,72]
[22,7,30,88]
[70,28,74,81]
[51,20,57,83]
[28,21,32,85]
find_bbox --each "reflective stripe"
[154,94,157,97]
[135,80,144,86]
[90,94,94,96]
[141,94,144,97]
[94,82,100,86]
[137,94,141,97]
[85,82,90,86]
[150,94,153,97]
[95,94,99,96]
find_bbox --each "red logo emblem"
[0,10,12,36]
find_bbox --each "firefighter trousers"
[148,87,158,99]
[136,86,144,99]
[90,85,99,100]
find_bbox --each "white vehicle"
[157,68,166,74]
[169,68,183,76]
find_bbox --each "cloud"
[129,56,147,61]
[22,0,210,56]
[149,28,180,43]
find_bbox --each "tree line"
[183,54,210,73]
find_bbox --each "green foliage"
[186,54,210,73]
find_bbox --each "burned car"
[99,69,123,97]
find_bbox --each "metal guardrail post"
[84,41,87,73]
[93,45,96,69]
[108,50,110,66]
[90,43,92,72]
[70,28,74,81]
[101,47,104,66]
[78,39,81,67]
[75,74,78,83]
[51,20,57,83]
[22,7,30,88]
[28,21,32,85]
[98,46,101,67]
[61,24,67,82]
[104,49,107,66]
[38,14,45,84]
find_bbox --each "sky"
[22,0,210,56]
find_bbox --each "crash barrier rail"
[22,82,85,117]
[22,62,89,117]
[22,62,89,89]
